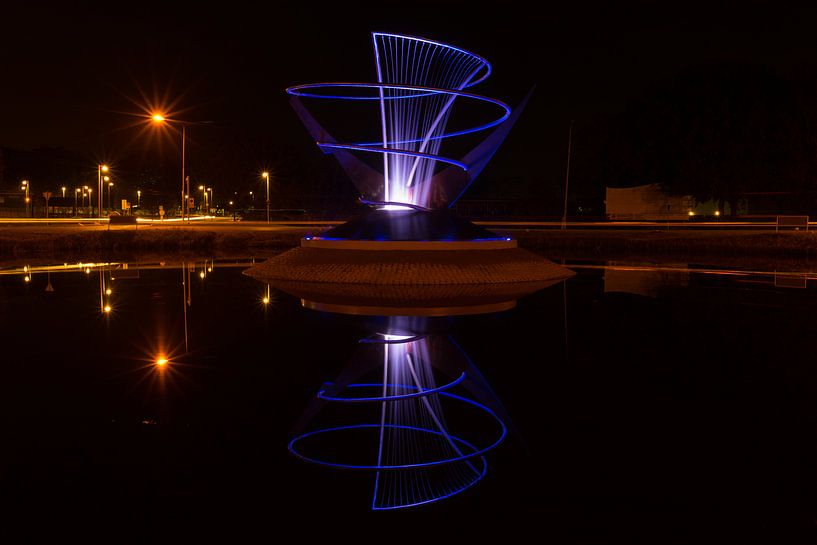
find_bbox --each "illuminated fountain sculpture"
[247,32,572,293]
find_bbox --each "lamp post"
[150,114,188,221]
[207,187,213,215]
[150,114,211,222]
[21,180,29,217]
[87,188,93,217]
[107,180,113,211]
[97,164,108,218]
[262,172,270,223]
[198,185,205,214]
[561,120,574,230]
[61,186,66,198]
[74,188,80,216]
[137,190,141,209]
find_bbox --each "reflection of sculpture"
[289,317,508,510]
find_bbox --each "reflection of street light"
[262,171,270,223]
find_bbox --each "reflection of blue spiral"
[288,389,507,470]
[287,33,511,209]
[289,331,508,510]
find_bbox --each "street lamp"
[21,180,29,217]
[137,190,141,209]
[262,171,270,223]
[61,186,66,198]
[88,188,93,217]
[74,188,80,216]
[150,114,211,222]
[151,113,189,221]
[207,187,213,214]
[107,180,113,211]
[97,164,109,218]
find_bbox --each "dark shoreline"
[2,226,817,270]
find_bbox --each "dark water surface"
[2,258,816,541]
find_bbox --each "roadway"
[0,216,807,232]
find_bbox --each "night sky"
[3,2,817,209]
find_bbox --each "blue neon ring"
[286,83,510,147]
[318,143,469,172]
[317,376,466,403]
[288,391,507,470]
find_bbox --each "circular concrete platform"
[245,246,574,285]
[301,237,517,251]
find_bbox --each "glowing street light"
[150,113,213,222]
[61,186,66,198]
[97,164,109,218]
[107,179,114,211]
[21,180,29,216]
[137,190,141,209]
[103,304,112,313]
[74,188,80,216]
[198,185,207,213]
[155,356,169,367]
[262,171,270,223]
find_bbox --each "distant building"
[606,184,694,220]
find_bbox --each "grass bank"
[4,225,817,269]
[0,225,310,262]
[515,230,817,261]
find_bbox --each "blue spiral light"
[287,32,512,210]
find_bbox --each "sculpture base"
[244,210,574,314]
[306,208,514,249]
